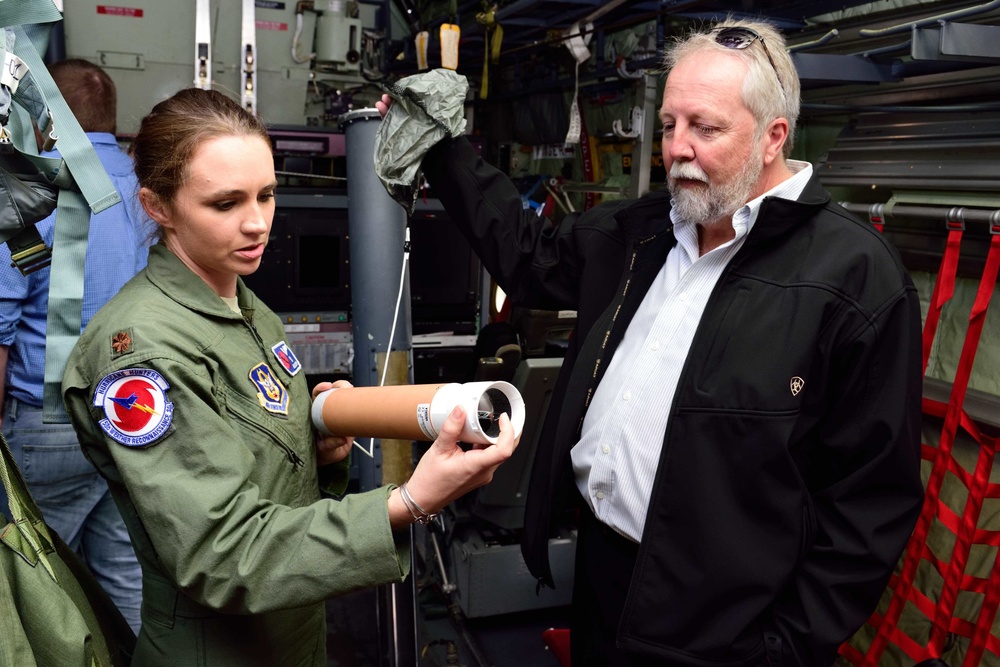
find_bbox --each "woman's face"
[151,134,277,297]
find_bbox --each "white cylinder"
[426,381,525,445]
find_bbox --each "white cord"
[356,227,411,458]
[379,226,410,388]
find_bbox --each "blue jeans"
[1,397,143,634]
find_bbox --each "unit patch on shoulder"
[249,362,289,415]
[271,340,301,376]
[93,368,173,447]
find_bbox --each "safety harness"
[1,1,122,424]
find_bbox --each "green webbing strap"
[0,433,57,580]
[1,86,66,188]
[1,5,60,152]
[0,0,62,34]
[11,24,120,213]
[7,25,51,132]
[42,188,91,424]
[3,21,121,423]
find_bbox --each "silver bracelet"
[400,482,437,525]
[398,483,420,523]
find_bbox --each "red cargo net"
[840,218,1000,667]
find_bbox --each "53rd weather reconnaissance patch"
[93,368,174,447]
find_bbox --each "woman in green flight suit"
[62,88,517,666]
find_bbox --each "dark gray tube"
[339,108,417,667]
[340,108,412,391]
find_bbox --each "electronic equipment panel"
[472,357,563,530]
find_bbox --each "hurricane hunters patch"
[271,340,301,376]
[93,368,174,447]
[249,362,289,415]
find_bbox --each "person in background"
[0,58,146,633]
[61,87,517,666]
[378,16,924,667]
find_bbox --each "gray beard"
[668,152,764,227]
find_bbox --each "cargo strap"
[474,4,500,98]
[1,433,57,581]
[194,0,212,89]
[2,16,121,424]
[241,0,257,111]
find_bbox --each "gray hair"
[661,18,800,157]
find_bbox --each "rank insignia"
[93,368,173,447]
[271,340,301,377]
[249,363,289,415]
[111,330,134,356]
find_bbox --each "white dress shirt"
[571,160,814,542]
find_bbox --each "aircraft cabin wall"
[12,2,1000,666]
[61,0,384,132]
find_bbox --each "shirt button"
[650,340,660,351]
[601,444,610,454]
[596,491,605,500]
[622,391,632,401]
[678,292,689,301]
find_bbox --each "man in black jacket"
[378,16,923,667]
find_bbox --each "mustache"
[669,162,709,183]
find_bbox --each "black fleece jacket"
[423,136,923,667]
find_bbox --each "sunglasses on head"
[713,26,784,90]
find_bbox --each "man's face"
[660,49,765,226]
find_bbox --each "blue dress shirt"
[0,133,151,406]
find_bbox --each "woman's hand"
[312,380,355,466]
[388,405,519,529]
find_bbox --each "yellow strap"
[476,5,501,99]
[481,41,489,99]
[490,23,503,64]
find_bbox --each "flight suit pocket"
[219,385,305,468]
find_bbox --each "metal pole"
[629,73,658,199]
[340,108,414,487]
[340,108,416,667]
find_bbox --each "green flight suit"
[63,244,409,666]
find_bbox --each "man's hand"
[375,94,392,119]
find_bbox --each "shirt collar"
[145,243,256,320]
[738,159,813,232]
[86,132,121,147]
